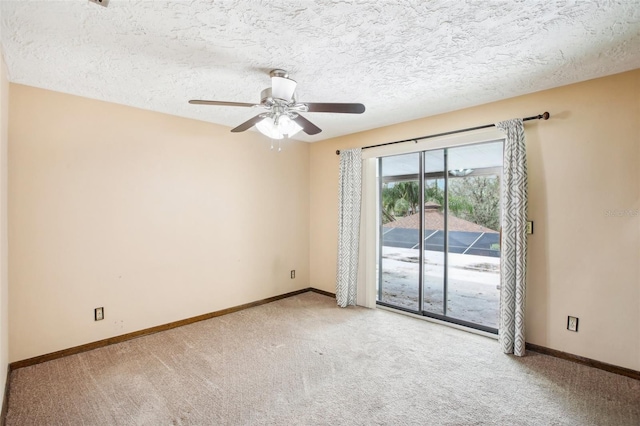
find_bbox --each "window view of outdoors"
[378,142,502,331]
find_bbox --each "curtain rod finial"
[542,112,550,120]
[336,150,341,155]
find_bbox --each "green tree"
[424,179,444,205]
[381,176,500,229]
[381,185,398,223]
[448,176,500,231]
[424,179,473,218]
[381,181,421,223]
[382,179,477,224]
[395,182,421,215]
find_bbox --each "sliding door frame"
[375,139,503,335]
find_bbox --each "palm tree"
[381,181,421,223]
[395,181,421,215]
[381,185,399,223]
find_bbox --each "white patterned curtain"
[336,148,362,307]
[496,119,527,356]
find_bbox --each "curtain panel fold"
[336,148,363,307]
[496,119,528,356]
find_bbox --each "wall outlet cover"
[95,307,104,321]
[567,316,578,332]
[526,221,534,234]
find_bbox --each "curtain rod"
[335,112,550,155]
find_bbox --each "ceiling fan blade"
[304,103,365,114]
[231,115,265,133]
[189,100,256,107]
[292,114,322,135]
[271,76,297,101]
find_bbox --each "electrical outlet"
[567,316,578,332]
[95,307,104,321]
[526,221,534,234]
[290,270,295,279]
[88,0,110,7]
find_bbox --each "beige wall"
[310,69,640,371]
[0,53,8,393]
[9,84,310,362]
[7,69,640,371]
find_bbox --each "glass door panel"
[422,149,445,315]
[444,142,503,329]
[379,153,420,311]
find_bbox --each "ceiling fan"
[188,69,365,139]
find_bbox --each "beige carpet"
[6,292,640,425]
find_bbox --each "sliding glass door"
[378,141,503,333]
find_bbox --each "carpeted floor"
[6,292,640,425]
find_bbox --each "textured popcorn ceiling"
[1,1,640,142]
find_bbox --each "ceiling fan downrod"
[269,69,289,79]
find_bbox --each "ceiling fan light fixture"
[278,115,303,137]
[256,115,302,139]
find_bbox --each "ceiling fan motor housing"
[260,88,274,105]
